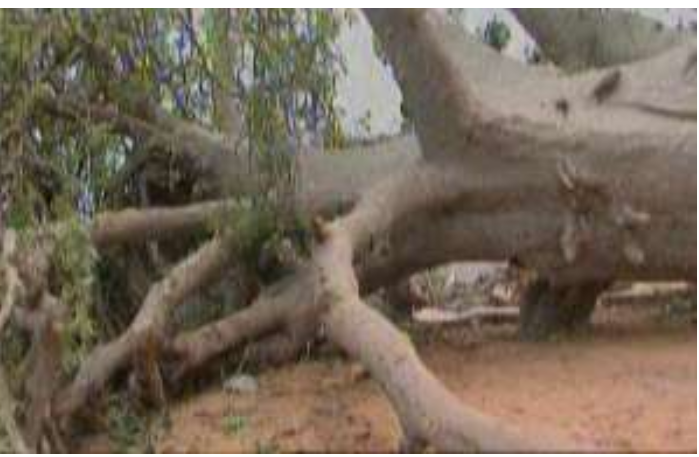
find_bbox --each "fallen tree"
[505,8,694,338]
[0,8,695,452]
[304,11,694,448]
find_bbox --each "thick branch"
[166,267,321,380]
[365,9,695,159]
[309,13,695,445]
[88,200,233,248]
[169,132,696,378]
[41,93,232,162]
[512,9,690,71]
[55,236,233,419]
[308,167,579,451]
[22,293,63,451]
[80,133,420,248]
[364,10,488,161]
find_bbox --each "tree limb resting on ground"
[55,236,234,419]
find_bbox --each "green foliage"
[482,18,511,53]
[0,9,347,341]
[49,206,99,374]
[219,198,304,275]
[659,294,697,325]
[0,433,9,453]
[222,414,248,436]
[0,326,29,387]
[106,393,162,453]
[446,10,512,54]
[237,10,344,148]
[255,440,281,453]
[0,9,346,223]
[0,204,98,377]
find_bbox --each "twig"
[0,231,30,452]
[0,230,31,453]
[0,229,20,333]
[0,367,31,453]
[413,305,520,325]
[0,268,19,333]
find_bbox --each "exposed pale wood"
[413,306,519,325]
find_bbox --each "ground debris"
[223,374,259,395]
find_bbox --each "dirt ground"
[85,303,697,453]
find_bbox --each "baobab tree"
[0,9,695,452]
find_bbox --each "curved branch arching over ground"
[289,9,695,450]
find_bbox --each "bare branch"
[0,230,19,332]
[166,267,320,380]
[55,235,233,419]
[413,305,519,325]
[88,199,234,248]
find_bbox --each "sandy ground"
[78,303,696,453]
[146,304,696,453]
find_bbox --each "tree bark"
[293,9,695,450]
[509,9,694,338]
[512,9,691,72]
[55,236,234,419]
[363,10,695,284]
[159,10,695,447]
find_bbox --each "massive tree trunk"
[301,9,695,450]
[509,8,694,338]
[168,9,694,450]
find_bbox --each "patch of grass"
[105,394,168,453]
[0,430,11,453]
[222,414,248,436]
[255,440,280,453]
[108,411,146,452]
[660,296,697,325]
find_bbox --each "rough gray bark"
[107,9,697,450]
[290,9,695,450]
[55,236,234,419]
[364,10,695,284]
[512,9,691,72]
[307,160,583,451]
[165,266,321,381]
[40,90,421,210]
[510,8,694,338]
